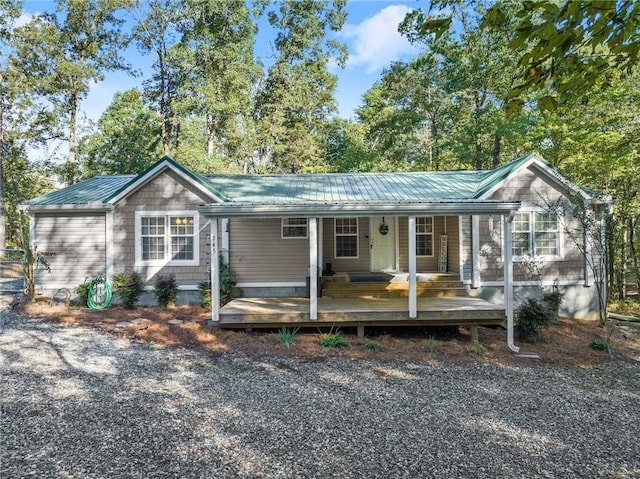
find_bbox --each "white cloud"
[14,12,34,29]
[340,5,419,74]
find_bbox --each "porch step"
[321,276,467,299]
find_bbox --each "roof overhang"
[199,201,521,218]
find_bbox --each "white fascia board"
[25,204,114,213]
[199,201,521,218]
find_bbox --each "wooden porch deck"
[218,296,506,329]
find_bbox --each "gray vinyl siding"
[322,217,370,272]
[113,169,213,286]
[229,217,308,283]
[34,213,106,288]
[482,165,585,283]
[398,216,458,272]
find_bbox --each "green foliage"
[363,340,382,352]
[154,274,178,308]
[278,327,300,347]
[515,293,562,342]
[198,255,237,309]
[590,327,614,356]
[427,335,435,359]
[468,342,487,357]
[75,280,91,307]
[319,328,348,348]
[198,281,212,309]
[112,271,144,309]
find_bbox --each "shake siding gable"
[229,217,308,283]
[485,165,584,283]
[34,213,106,288]
[113,169,213,286]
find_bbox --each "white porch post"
[210,218,220,323]
[408,215,417,319]
[309,217,318,320]
[503,213,519,353]
[471,215,481,288]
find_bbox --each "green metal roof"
[25,175,135,206]
[24,152,604,208]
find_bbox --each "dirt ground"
[12,299,640,368]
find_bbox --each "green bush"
[75,281,91,307]
[542,290,563,323]
[319,328,348,348]
[154,274,178,307]
[279,327,300,347]
[112,271,145,309]
[198,281,212,309]
[363,340,382,352]
[516,298,553,342]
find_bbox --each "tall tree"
[131,0,181,156]
[10,0,130,185]
[79,89,162,177]
[0,0,24,251]
[177,0,262,167]
[255,0,348,173]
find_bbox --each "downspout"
[504,211,520,353]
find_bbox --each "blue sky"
[20,1,422,124]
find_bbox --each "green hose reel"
[87,278,112,309]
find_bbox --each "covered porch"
[200,201,522,352]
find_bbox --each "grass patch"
[278,327,300,347]
[363,340,382,352]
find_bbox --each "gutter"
[198,201,521,218]
[19,203,114,213]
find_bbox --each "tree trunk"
[0,68,5,251]
[206,114,215,157]
[491,133,501,168]
[629,216,640,297]
[67,91,79,185]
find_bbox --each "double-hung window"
[282,218,308,239]
[136,211,199,266]
[416,217,434,256]
[512,210,561,259]
[335,217,358,258]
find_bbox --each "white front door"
[370,217,396,272]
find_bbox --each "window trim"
[416,216,435,258]
[512,208,563,262]
[281,217,308,239]
[135,211,200,267]
[334,217,359,259]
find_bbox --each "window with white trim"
[416,216,434,256]
[335,217,358,258]
[281,218,308,238]
[512,210,561,259]
[135,212,199,266]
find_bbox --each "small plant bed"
[12,301,640,367]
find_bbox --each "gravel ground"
[1,304,639,479]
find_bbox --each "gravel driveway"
[1,306,639,479]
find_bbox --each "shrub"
[198,281,212,309]
[112,271,144,309]
[154,274,178,307]
[75,281,91,307]
[319,328,348,348]
[363,340,382,352]
[279,327,300,347]
[516,297,554,342]
[542,290,564,323]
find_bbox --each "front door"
[370,217,396,272]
